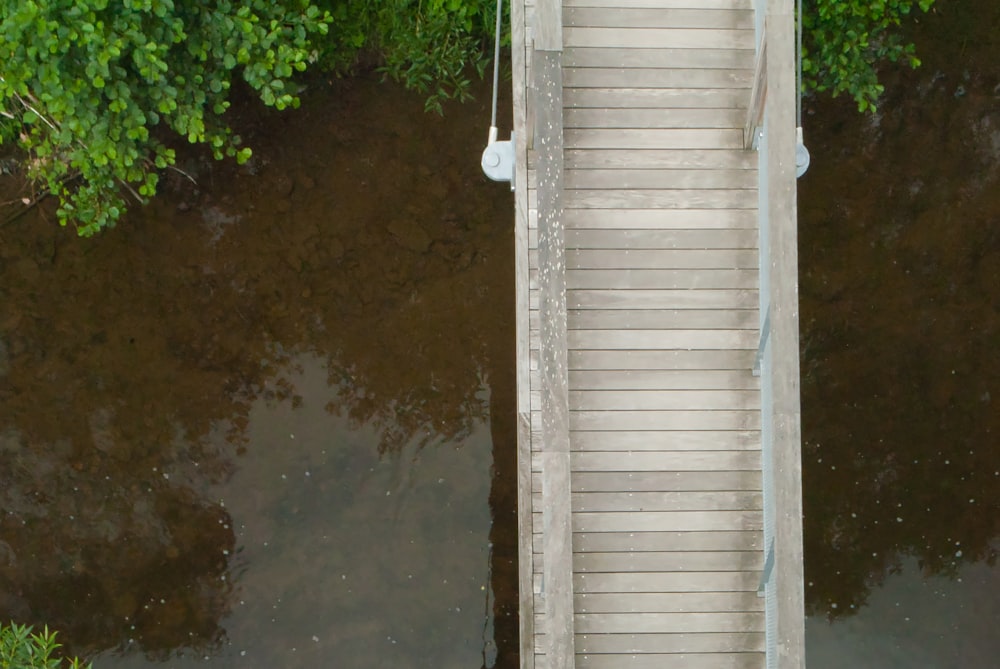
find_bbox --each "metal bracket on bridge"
[481,127,515,190]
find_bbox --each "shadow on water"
[0,75,518,667]
[799,0,1000,664]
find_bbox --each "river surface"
[0,78,518,667]
[2,2,999,666]
[799,1,1000,665]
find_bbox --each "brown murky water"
[1,77,518,667]
[799,1,1000,665]
[2,2,999,665]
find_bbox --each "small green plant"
[803,0,935,112]
[0,622,91,669]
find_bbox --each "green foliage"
[315,0,503,113]
[803,0,935,112]
[0,623,91,669]
[0,0,331,235]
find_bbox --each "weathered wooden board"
[568,290,757,311]
[566,127,748,151]
[564,46,755,70]
[532,529,764,552]
[564,27,755,50]
[565,149,757,170]
[565,87,749,109]
[569,369,759,391]
[574,632,764,655]
[564,67,752,89]
[568,348,756,370]
[565,389,759,411]
[564,229,758,248]
[572,570,760,593]
[568,449,761,471]
[564,269,759,290]
[566,248,759,269]
[564,207,758,229]
[533,549,763,574]
[535,470,763,494]
[531,448,764,472]
[564,107,746,129]
[575,591,765,614]
[557,189,755,209]
[565,8,754,30]
[576,653,764,669]
[568,612,765,633]
[561,168,757,190]
[567,328,756,350]
[569,429,760,451]
[562,0,751,9]
[571,490,762,512]
[564,308,759,330]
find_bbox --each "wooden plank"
[568,290,757,311]
[511,0,534,662]
[563,0,751,8]
[561,308,759,330]
[569,349,756,370]
[531,529,764,552]
[563,67,752,89]
[564,128,744,150]
[565,8,754,30]
[565,149,757,170]
[569,450,761,471]
[575,632,764,654]
[533,46,576,669]
[569,430,760,451]
[565,269,758,290]
[569,410,760,431]
[537,470,763,493]
[565,88,749,109]
[573,570,760,593]
[570,612,764,634]
[533,549,763,574]
[562,169,757,190]
[537,612,764,634]
[539,448,765,474]
[564,107,746,129]
[574,530,763,551]
[567,328,756,349]
[576,591,764,614]
[564,28,755,50]
[567,388,758,410]
[534,0,561,50]
[576,653,764,669]
[564,47,755,70]
[565,208,757,229]
[570,370,759,391]
[572,491,762,512]
[559,189,755,209]
[565,229,758,248]
[563,510,762,533]
[567,249,759,269]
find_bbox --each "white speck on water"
[897,517,903,522]
[970,498,975,503]
[162,473,169,480]
[305,471,310,477]
[281,474,287,480]
[956,550,963,557]
[386,490,391,496]
[312,636,319,643]
[240,651,246,657]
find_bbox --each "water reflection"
[798,0,1000,656]
[0,76,516,666]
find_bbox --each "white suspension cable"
[489,0,503,143]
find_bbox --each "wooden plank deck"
[514,0,774,668]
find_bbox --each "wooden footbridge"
[502,0,806,667]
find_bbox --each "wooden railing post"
[532,2,574,668]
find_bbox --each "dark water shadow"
[799,0,1000,663]
[0,75,517,667]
